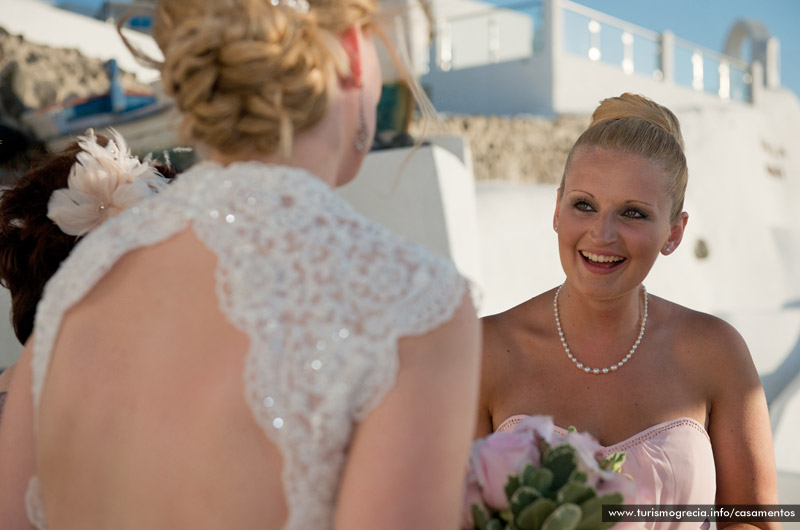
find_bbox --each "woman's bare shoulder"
[481,290,556,376]
[661,299,747,350]
[655,295,755,382]
[483,289,556,336]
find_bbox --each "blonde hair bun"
[590,92,684,150]
[149,0,376,156]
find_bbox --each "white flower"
[47,129,169,236]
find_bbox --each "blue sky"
[55,0,800,98]
[570,0,800,99]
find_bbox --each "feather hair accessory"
[47,129,170,236]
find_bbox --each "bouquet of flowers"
[462,416,638,530]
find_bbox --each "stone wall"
[410,114,590,183]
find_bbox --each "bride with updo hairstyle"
[152,0,370,159]
[0,0,480,529]
[480,93,778,524]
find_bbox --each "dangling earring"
[353,89,369,153]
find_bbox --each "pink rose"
[509,415,556,448]
[462,467,488,529]
[560,430,606,484]
[471,430,538,510]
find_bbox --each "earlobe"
[662,212,689,255]
[339,26,363,88]
[553,190,562,233]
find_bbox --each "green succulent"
[523,465,554,495]
[487,518,505,530]
[505,474,523,503]
[473,503,492,530]
[510,486,542,518]
[556,481,596,505]
[541,503,583,530]
[569,470,588,483]
[541,444,579,491]
[516,497,557,530]
[575,493,625,530]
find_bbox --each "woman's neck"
[209,88,360,189]
[557,282,645,334]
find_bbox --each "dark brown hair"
[0,137,176,344]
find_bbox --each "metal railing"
[562,0,661,77]
[560,0,752,102]
[670,35,752,102]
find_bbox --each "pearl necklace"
[553,284,648,375]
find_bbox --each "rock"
[0,26,150,121]
[410,114,590,183]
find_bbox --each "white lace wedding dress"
[26,161,468,529]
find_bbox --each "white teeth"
[581,251,624,263]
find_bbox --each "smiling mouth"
[580,251,626,267]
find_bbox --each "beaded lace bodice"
[27,161,468,529]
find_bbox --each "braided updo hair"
[561,93,688,222]
[146,0,377,157]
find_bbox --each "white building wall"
[423,43,736,117]
[338,140,483,287]
[423,54,554,116]
[553,54,742,115]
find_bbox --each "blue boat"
[21,59,172,144]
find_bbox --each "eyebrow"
[566,189,656,208]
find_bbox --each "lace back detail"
[28,162,468,530]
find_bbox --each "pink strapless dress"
[496,416,716,530]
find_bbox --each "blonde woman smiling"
[480,93,778,529]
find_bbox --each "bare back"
[38,229,286,528]
[26,162,474,529]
